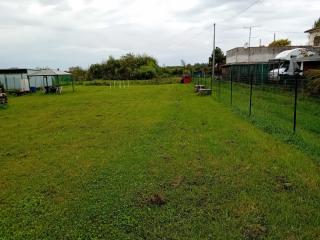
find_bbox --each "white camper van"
[269,48,315,80]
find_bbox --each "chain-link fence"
[194,65,320,160]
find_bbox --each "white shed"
[0,69,30,92]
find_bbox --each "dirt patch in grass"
[40,186,58,199]
[171,176,184,188]
[225,139,237,145]
[136,192,167,207]
[275,176,294,192]
[161,153,173,161]
[147,193,166,206]
[243,224,267,240]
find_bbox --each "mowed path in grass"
[0,85,320,239]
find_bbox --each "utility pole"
[244,26,258,63]
[212,22,216,80]
[244,26,252,63]
[274,33,276,42]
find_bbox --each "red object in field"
[181,74,192,84]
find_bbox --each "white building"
[305,27,320,47]
[226,46,319,64]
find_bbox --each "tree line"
[70,54,159,81]
[69,49,226,82]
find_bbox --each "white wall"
[0,74,30,91]
[227,46,320,64]
[0,73,54,91]
[28,76,54,88]
[309,31,320,46]
[0,74,23,90]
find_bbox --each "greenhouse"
[0,68,73,93]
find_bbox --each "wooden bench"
[194,85,205,93]
[0,93,8,104]
[44,86,63,94]
[198,88,212,96]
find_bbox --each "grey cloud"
[0,0,319,69]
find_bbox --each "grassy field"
[80,77,181,87]
[1,84,320,239]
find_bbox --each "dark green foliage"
[88,64,104,80]
[68,66,88,82]
[160,66,184,77]
[268,39,291,47]
[70,50,226,81]
[314,17,320,28]
[209,47,226,66]
[87,53,159,80]
[134,65,157,79]
[305,69,320,97]
[74,50,227,82]
[306,79,320,97]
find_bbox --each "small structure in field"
[181,74,192,84]
[0,69,31,93]
[28,69,74,94]
[0,68,73,94]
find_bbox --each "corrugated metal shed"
[28,69,71,77]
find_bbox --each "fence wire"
[193,66,320,160]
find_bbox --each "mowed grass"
[203,78,320,161]
[1,85,320,239]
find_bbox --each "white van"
[269,48,314,80]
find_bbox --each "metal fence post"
[211,71,213,91]
[293,73,298,133]
[218,76,221,100]
[249,65,253,116]
[230,67,233,106]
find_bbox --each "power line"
[219,0,262,24]
[167,0,263,50]
[259,29,305,34]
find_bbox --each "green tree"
[268,39,291,47]
[135,65,157,79]
[87,53,160,80]
[209,47,226,66]
[68,66,87,81]
[314,18,320,28]
[88,64,103,80]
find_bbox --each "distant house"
[305,27,320,47]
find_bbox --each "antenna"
[243,26,259,62]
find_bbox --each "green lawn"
[198,77,320,161]
[1,85,320,239]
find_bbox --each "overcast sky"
[0,0,319,69]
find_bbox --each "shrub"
[268,39,291,47]
[305,69,320,97]
[135,65,157,79]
